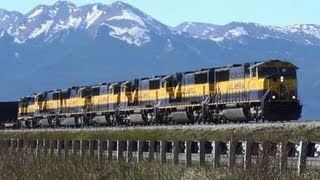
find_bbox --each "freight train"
[17,59,302,128]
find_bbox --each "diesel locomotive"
[18,59,302,128]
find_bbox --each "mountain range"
[0,1,319,119]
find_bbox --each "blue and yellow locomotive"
[18,59,302,128]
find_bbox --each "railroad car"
[18,96,37,127]
[17,59,302,128]
[0,101,18,128]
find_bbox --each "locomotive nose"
[267,74,297,101]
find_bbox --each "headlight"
[292,96,296,99]
[280,76,284,82]
[272,95,276,99]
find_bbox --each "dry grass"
[0,124,320,142]
[0,124,320,179]
[0,146,319,180]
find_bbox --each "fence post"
[97,140,104,162]
[297,141,307,174]
[172,141,179,164]
[107,140,113,160]
[50,140,56,156]
[212,141,220,167]
[72,140,79,155]
[17,139,24,152]
[57,140,63,157]
[127,141,133,162]
[31,140,37,154]
[89,140,95,158]
[277,142,288,171]
[64,140,70,157]
[160,141,167,163]
[185,141,191,166]
[23,140,28,154]
[244,140,252,170]
[10,139,17,151]
[228,140,236,168]
[199,141,205,166]
[117,140,124,161]
[80,140,86,157]
[5,139,11,149]
[149,141,155,161]
[43,140,49,156]
[36,139,42,156]
[137,141,144,162]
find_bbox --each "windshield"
[279,67,296,78]
[80,88,91,98]
[27,97,35,105]
[20,97,35,106]
[258,67,278,78]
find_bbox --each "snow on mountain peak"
[176,21,320,46]
[181,22,196,32]
[227,27,248,37]
[284,24,320,38]
[110,1,132,9]
[29,20,54,39]
[86,5,104,29]
[0,1,172,46]
[107,24,150,46]
[53,0,78,14]
[1,1,320,47]
[52,16,82,32]
[54,0,76,9]
[107,9,146,28]
[1,14,9,22]
[28,8,43,19]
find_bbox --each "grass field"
[0,149,319,180]
[0,123,319,142]
[0,123,320,179]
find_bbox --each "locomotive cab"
[108,82,121,109]
[250,60,301,121]
[18,96,36,117]
[255,61,298,101]
[160,75,177,104]
[18,95,37,128]
[78,86,92,112]
[120,79,139,107]
[34,92,46,114]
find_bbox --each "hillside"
[0,1,319,119]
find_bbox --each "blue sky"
[1,0,319,27]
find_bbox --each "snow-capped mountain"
[176,21,320,46]
[2,1,320,46]
[0,1,171,46]
[0,1,319,120]
[0,9,23,37]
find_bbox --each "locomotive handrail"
[260,89,271,102]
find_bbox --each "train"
[16,59,302,128]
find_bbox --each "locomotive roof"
[140,76,164,81]
[248,60,298,69]
[248,61,265,69]
[122,81,131,85]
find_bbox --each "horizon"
[0,0,319,27]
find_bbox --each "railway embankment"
[1,121,320,179]
[0,121,319,142]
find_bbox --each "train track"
[2,120,319,133]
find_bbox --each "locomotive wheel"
[75,117,83,128]
[25,120,32,129]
